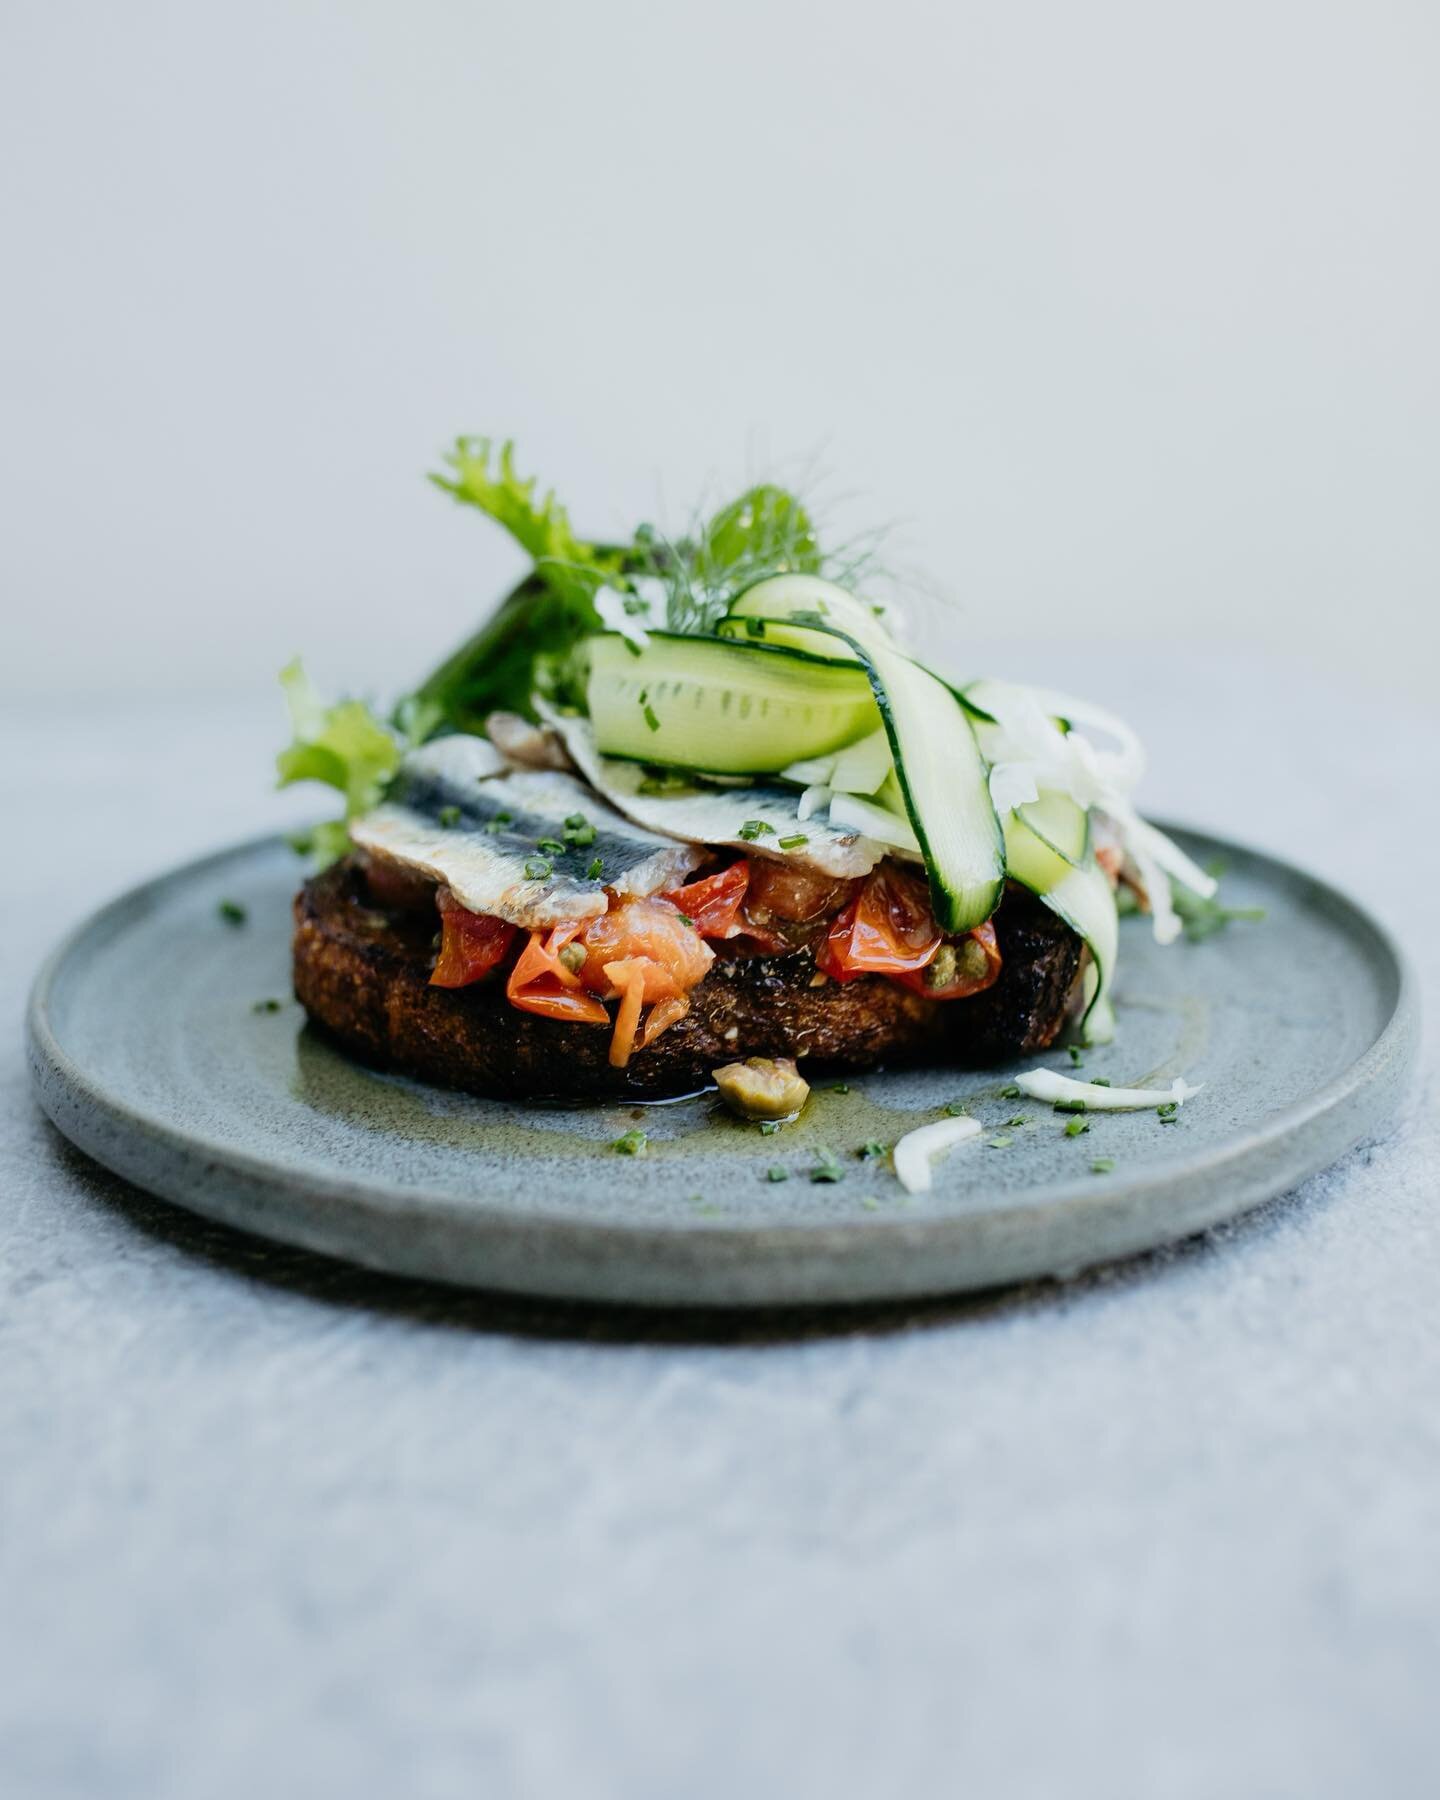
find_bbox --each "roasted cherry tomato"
[662,861,750,938]
[429,898,517,989]
[815,866,942,982]
[505,922,610,1023]
[891,919,1002,1001]
[745,858,858,925]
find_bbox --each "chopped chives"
[1000,1084,1022,1099]
[218,900,247,926]
[778,834,809,850]
[1068,1045,1085,1067]
[586,857,604,880]
[252,997,282,1013]
[535,837,566,855]
[858,1141,889,1160]
[988,1135,1013,1149]
[758,1120,781,1136]
[766,1166,789,1182]
[737,819,776,841]
[810,1148,844,1183]
[1053,1098,1087,1114]
[611,1129,647,1156]
[523,855,553,881]
[437,804,462,828]
[1090,1157,1116,1175]
[1064,1117,1090,1137]
[944,1101,968,1118]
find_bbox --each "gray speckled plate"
[27,827,1417,1308]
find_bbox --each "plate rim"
[26,824,1421,1305]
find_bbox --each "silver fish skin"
[538,706,885,879]
[350,738,702,927]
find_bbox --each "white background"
[3,1,1437,706]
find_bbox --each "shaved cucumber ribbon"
[1003,809,1119,1045]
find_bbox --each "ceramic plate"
[27,828,1416,1307]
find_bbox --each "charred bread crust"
[292,858,1084,1101]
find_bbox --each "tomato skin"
[745,859,858,925]
[814,867,1002,1001]
[815,866,941,983]
[663,862,750,938]
[429,899,518,989]
[506,922,610,1024]
[892,919,1002,1001]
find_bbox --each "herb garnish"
[1064,1117,1090,1138]
[1157,1101,1179,1124]
[767,1166,789,1182]
[437,804,462,828]
[858,1141,889,1160]
[1068,1045,1085,1067]
[758,1120,781,1136]
[778,834,809,850]
[1053,1098,1088,1114]
[943,1101,968,1118]
[563,814,597,848]
[611,1129,647,1155]
[1000,1084,1022,1099]
[252,998,283,1013]
[586,856,604,880]
[1173,861,1267,942]
[1091,1157,1116,1175]
[988,1135,1013,1149]
[218,900,247,926]
[810,1147,844,1183]
[535,837,566,855]
[737,819,776,841]
[523,855,553,881]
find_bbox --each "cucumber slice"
[1016,788,1089,868]
[867,647,1005,930]
[1003,810,1118,1043]
[586,632,879,774]
[730,615,1005,929]
[721,575,892,662]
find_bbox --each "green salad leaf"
[275,659,402,865]
[414,439,628,729]
[699,484,819,583]
[429,437,624,609]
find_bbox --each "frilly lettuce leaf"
[417,438,630,728]
[429,437,625,610]
[276,659,402,865]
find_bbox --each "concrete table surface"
[2,649,1436,1800]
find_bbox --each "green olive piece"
[712,1056,811,1123]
